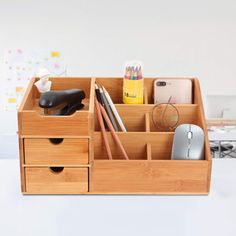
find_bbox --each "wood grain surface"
[25,167,88,194]
[24,138,88,165]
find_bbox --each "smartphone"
[154,79,192,104]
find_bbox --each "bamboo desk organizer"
[18,77,212,194]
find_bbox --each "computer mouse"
[171,124,205,160]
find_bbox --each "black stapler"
[39,89,86,115]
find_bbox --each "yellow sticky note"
[16,87,24,93]
[51,51,60,57]
[8,97,17,103]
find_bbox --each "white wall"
[1,0,236,157]
[1,0,236,94]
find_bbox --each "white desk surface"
[0,159,236,236]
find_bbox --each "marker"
[137,66,142,80]
[133,67,138,80]
[99,86,118,131]
[95,83,108,129]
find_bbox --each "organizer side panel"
[18,78,36,111]
[193,79,212,191]
[93,160,209,194]
[18,138,26,192]
[50,77,92,96]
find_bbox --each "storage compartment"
[149,104,200,132]
[94,132,176,160]
[94,105,147,132]
[94,132,148,160]
[143,77,196,105]
[91,77,211,194]
[149,133,173,160]
[95,103,201,133]
[95,77,150,105]
[18,77,212,195]
[95,78,123,104]
[24,138,89,165]
[25,167,88,194]
[18,77,94,136]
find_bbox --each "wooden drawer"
[24,138,88,165]
[25,167,88,194]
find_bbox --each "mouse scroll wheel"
[187,131,193,139]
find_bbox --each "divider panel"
[94,132,148,160]
[145,113,150,132]
[94,105,147,132]
[150,133,174,160]
[94,132,174,160]
[146,143,152,160]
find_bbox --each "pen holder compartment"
[93,132,210,193]
[94,105,148,132]
[123,78,144,104]
[19,77,211,195]
[94,132,148,160]
[95,78,123,104]
[94,102,201,133]
[93,132,176,160]
[149,104,200,132]
[148,133,174,160]
[95,77,148,105]
[143,77,197,105]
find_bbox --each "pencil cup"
[123,78,144,104]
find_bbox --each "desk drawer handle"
[49,167,64,173]
[49,138,64,144]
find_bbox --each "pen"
[95,98,112,160]
[95,83,108,129]
[99,103,129,160]
[103,86,127,132]
[99,85,119,131]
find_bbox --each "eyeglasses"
[151,96,179,131]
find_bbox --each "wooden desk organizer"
[18,77,212,194]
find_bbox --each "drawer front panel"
[20,111,90,136]
[25,167,88,194]
[24,138,88,165]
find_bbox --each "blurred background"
[1,0,236,158]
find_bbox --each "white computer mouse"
[171,124,205,160]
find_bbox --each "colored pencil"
[124,62,143,80]
[95,83,108,129]
[98,85,118,131]
[102,86,127,132]
[99,103,129,160]
[95,98,112,160]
